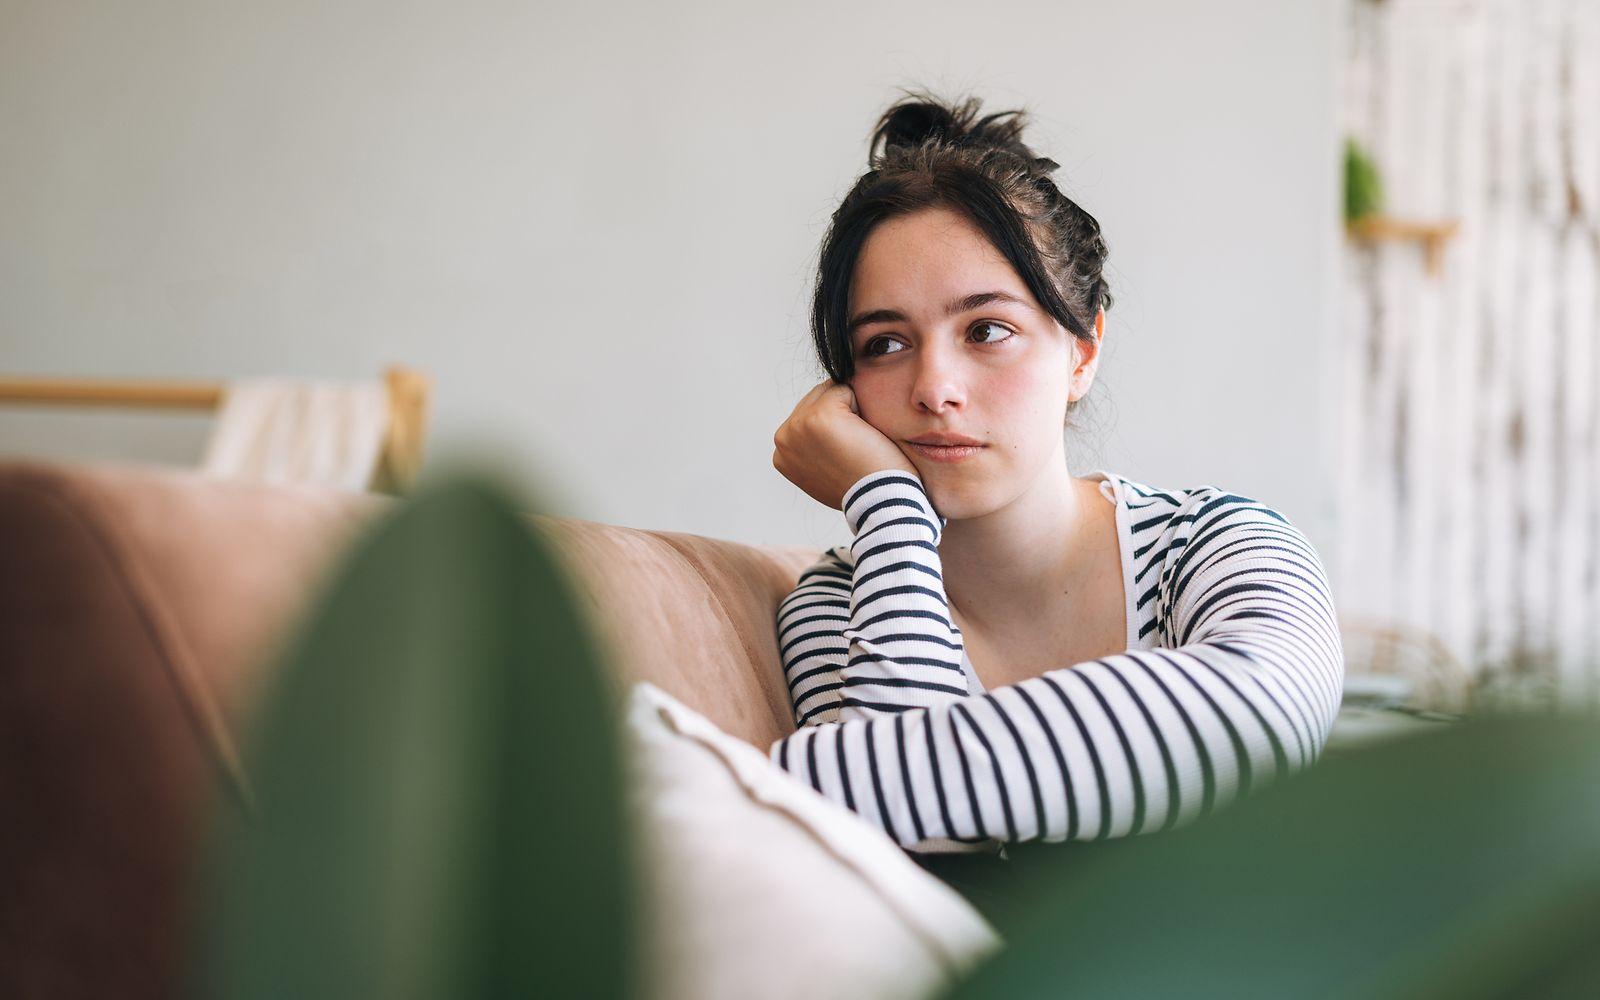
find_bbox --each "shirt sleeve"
[774,469,976,730]
[768,469,1346,848]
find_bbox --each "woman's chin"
[921,481,984,522]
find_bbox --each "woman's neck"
[939,460,1103,636]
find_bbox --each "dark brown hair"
[811,89,1112,407]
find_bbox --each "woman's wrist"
[842,469,943,541]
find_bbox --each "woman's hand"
[773,379,919,511]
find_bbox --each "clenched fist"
[772,379,919,512]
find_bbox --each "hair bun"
[869,90,1041,167]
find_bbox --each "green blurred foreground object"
[188,463,640,999]
[941,709,1600,1000]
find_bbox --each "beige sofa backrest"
[537,515,819,748]
[0,458,820,999]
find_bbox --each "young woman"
[767,91,1344,914]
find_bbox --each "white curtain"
[1340,0,1600,706]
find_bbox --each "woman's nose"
[911,348,966,414]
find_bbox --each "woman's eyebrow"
[847,290,1031,335]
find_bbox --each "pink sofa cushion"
[536,515,818,748]
[0,457,820,1000]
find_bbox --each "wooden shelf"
[1346,215,1461,276]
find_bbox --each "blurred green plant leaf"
[941,710,1600,999]
[190,466,638,999]
[1345,136,1385,223]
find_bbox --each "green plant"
[1345,136,1385,223]
[940,708,1600,999]
[188,460,641,999]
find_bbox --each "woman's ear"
[1068,311,1105,402]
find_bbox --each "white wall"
[0,0,1344,569]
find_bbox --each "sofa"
[4,455,1462,999]
[4,456,1025,999]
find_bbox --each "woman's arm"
[775,470,975,728]
[775,547,852,727]
[769,470,1345,848]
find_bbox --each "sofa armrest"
[0,459,385,999]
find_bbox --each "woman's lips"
[908,442,985,462]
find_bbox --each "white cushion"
[623,682,1002,1000]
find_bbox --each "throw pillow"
[623,681,1002,1000]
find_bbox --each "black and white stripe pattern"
[776,471,965,728]
[770,468,1345,848]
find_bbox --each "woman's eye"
[970,321,1016,344]
[861,323,1013,358]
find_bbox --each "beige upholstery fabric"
[0,457,848,998]
[532,515,821,748]
[626,682,1001,1000]
[0,460,390,999]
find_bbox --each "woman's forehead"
[853,210,1029,303]
[862,206,1003,259]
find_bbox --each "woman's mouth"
[907,442,985,463]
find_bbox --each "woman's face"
[846,205,1094,520]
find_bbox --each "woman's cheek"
[848,373,893,428]
[986,363,1061,458]
[985,364,1046,419]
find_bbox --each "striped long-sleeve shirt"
[768,468,1344,852]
